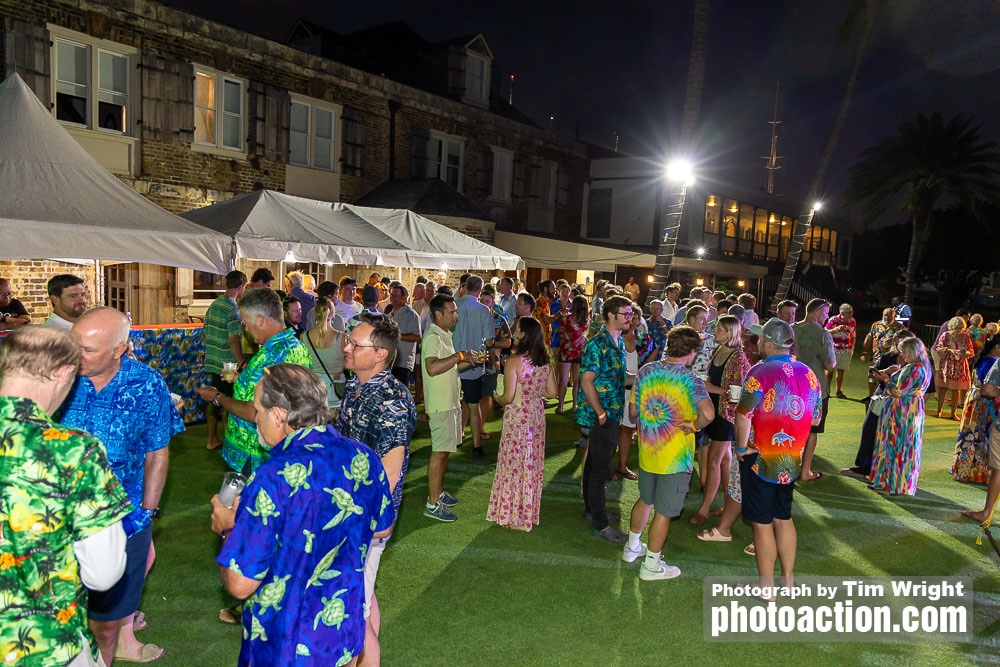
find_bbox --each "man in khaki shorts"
[422,294,477,522]
[964,362,1000,523]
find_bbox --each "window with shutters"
[50,28,135,134]
[428,132,465,191]
[289,95,341,171]
[342,107,365,176]
[490,147,513,202]
[193,66,247,155]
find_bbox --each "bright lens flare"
[665,159,695,185]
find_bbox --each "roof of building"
[354,178,491,220]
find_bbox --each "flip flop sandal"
[218,605,241,625]
[689,513,708,526]
[114,643,164,663]
[709,508,724,517]
[743,543,756,556]
[133,610,148,631]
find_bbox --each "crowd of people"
[2,269,1000,665]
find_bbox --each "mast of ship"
[763,81,783,194]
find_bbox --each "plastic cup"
[219,472,247,509]
[728,385,743,403]
[222,362,238,383]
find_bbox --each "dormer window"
[462,35,492,107]
[464,53,489,105]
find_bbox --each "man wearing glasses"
[0,278,31,329]
[577,294,632,544]
[195,288,312,473]
[335,313,416,665]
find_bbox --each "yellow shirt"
[421,323,460,413]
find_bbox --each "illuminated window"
[194,66,246,152]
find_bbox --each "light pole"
[646,159,695,308]
[769,201,822,313]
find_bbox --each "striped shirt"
[203,295,241,374]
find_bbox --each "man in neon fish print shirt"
[735,318,822,596]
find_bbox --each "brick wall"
[0,260,96,323]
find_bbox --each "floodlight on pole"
[665,159,695,186]
[647,156,696,309]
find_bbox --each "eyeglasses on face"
[0,292,13,298]
[344,337,382,350]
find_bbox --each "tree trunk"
[646,0,709,307]
[904,210,933,307]
[768,2,875,313]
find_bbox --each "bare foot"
[962,509,988,523]
[206,440,223,450]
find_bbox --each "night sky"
[161,0,1000,219]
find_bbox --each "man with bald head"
[0,278,31,329]
[62,307,184,664]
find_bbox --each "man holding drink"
[202,270,247,450]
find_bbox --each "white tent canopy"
[0,73,230,273]
[181,189,524,271]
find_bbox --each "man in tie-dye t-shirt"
[622,326,714,581]
[736,317,822,597]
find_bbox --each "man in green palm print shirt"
[0,327,132,666]
[197,288,312,472]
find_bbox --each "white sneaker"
[622,541,646,563]
[639,559,681,581]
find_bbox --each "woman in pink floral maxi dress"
[487,317,557,531]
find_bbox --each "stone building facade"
[1,0,586,323]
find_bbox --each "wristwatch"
[143,506,161,520]
[212,393,223,408]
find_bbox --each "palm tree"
[844,112,1000,305]
[768,0,878,312]
[647,0,709,306]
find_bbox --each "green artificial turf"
[135,361,999,665]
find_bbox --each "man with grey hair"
[196,289,312,473]
[454,275,495,460]
[0,326,131,667]
[62,307,184,664]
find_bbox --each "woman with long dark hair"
[952,333,1000,483]
[487,317,558,531]
[556,295,589,414]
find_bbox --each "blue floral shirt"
[576,326,627,427]
[61,356,183,537]
[335,369,416,516]
[219,425,394,667]
[646,317,670,360]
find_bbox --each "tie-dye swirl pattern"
[634,361,710,475]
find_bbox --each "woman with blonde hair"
[691,315,750,524]
[934,316,974,419]
[303,297,346,415]
[869,337,932,495]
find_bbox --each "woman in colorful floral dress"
[934,317,974,420]
[487,317,557,531]
[869,338,932,495]
[951,333,1000,483]
[555,295,589,414]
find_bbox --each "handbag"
[868,394,888,417]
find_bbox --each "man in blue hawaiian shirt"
[63,307,184,664]
[211,364,394,667]
[336,314,416,665]
[577,294,632,544]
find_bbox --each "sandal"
[689,513,708,526]
[696,528,732,542]
[799,471,824,482]
[218,605,241,625]
[709,507,724,517]
[113,643,164,663]
[615,468,638,481]
[744,543,756,556]
[133,610,148,631]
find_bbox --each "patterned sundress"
[869,363,929,495]
[951,356,998,484]
[487,357,550,531]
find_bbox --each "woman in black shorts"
[692,315,750,524]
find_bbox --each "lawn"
[138,360,999,666]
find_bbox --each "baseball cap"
[749,317,795,348]
[341,277,357,287]
[361,285,380,305]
